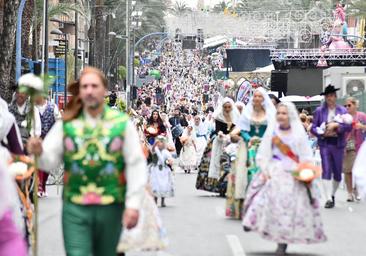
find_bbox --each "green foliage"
[35,0,84,27]
[104,96,110,105]
[212,1,231,13]
[169,1,192,16]
[116,97,127,112]
[134,58,140,67]
[117,66,127,80]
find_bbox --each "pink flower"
[109,137,123,152]
[82,192,102,204]
[64,137,75,152]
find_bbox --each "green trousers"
[62,202,123,256]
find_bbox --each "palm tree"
[169,1,191,16]
[0,0,20,103]
[212,1,230,13]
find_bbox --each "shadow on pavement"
[248,252,323,256]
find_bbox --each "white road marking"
[226,234,246,256]
[157,252,175,256]
[215,206,225,217]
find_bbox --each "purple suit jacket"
[311,104,352,148]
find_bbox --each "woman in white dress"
[179,125,197,173]
[353,141,366,200]
[192,116,208,168]
[149,136,175,207]
[242,102,326,256]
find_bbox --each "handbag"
[171,124,183,139]
[117,190,168,252]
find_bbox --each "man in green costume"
[27,67,147,256]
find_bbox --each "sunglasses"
[344,104,353,108]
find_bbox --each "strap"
[272,135,300,164]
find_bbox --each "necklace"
[279,125,291,131]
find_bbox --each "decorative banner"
[236,80,252,104]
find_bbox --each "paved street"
[39,170,366,256]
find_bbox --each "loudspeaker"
[182,36,197,49]
[197,29,204,44]
[271,70,288,95]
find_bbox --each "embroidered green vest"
[63,107,129,205]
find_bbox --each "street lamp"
[51,28,69,108]
[130,9,142,107]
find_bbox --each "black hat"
[320,84,340,96]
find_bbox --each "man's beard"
[84,97,102,110]
[88,102,101,110]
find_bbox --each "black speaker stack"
[182,35,197,49]
[271,70,289,97]
[197,29,204,48]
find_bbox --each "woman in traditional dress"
[0,97,27,255]
[179,125,197,174]
[145,110,167,145]
[192,115,208,168]
[149,136,174,207]
[237,87,276,183]
[0,97,23,155]
[225,88,275,219]
[196,98,240,195]
[242,102,326,256]
[353,140,366,200]
[160,113,175,152]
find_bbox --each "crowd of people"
[129,40,366,255]
[0,39,366,256]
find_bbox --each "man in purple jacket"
[311,85,352,208]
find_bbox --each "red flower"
[63,172,69,184]
[119,172,126,185]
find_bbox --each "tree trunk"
[0,0,20,103]
[31,0,39,60]
[88,0,96,66]
[22,0,34,59]
[94,0,105,70]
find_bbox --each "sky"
[173,0,224,8]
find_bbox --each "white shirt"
[36,101,61,120]
[37,112,147,210]
[327,108,336,122]
[17,103,42,137]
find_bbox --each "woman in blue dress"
[226,88,276,218]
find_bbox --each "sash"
[272,135,299,163]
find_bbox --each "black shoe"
[324,199,335,208]
[243,226,251,232]
[275,243,287,256]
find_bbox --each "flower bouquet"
[146,126,158,136]
[9,155,35,180]
[292,163,321,206]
